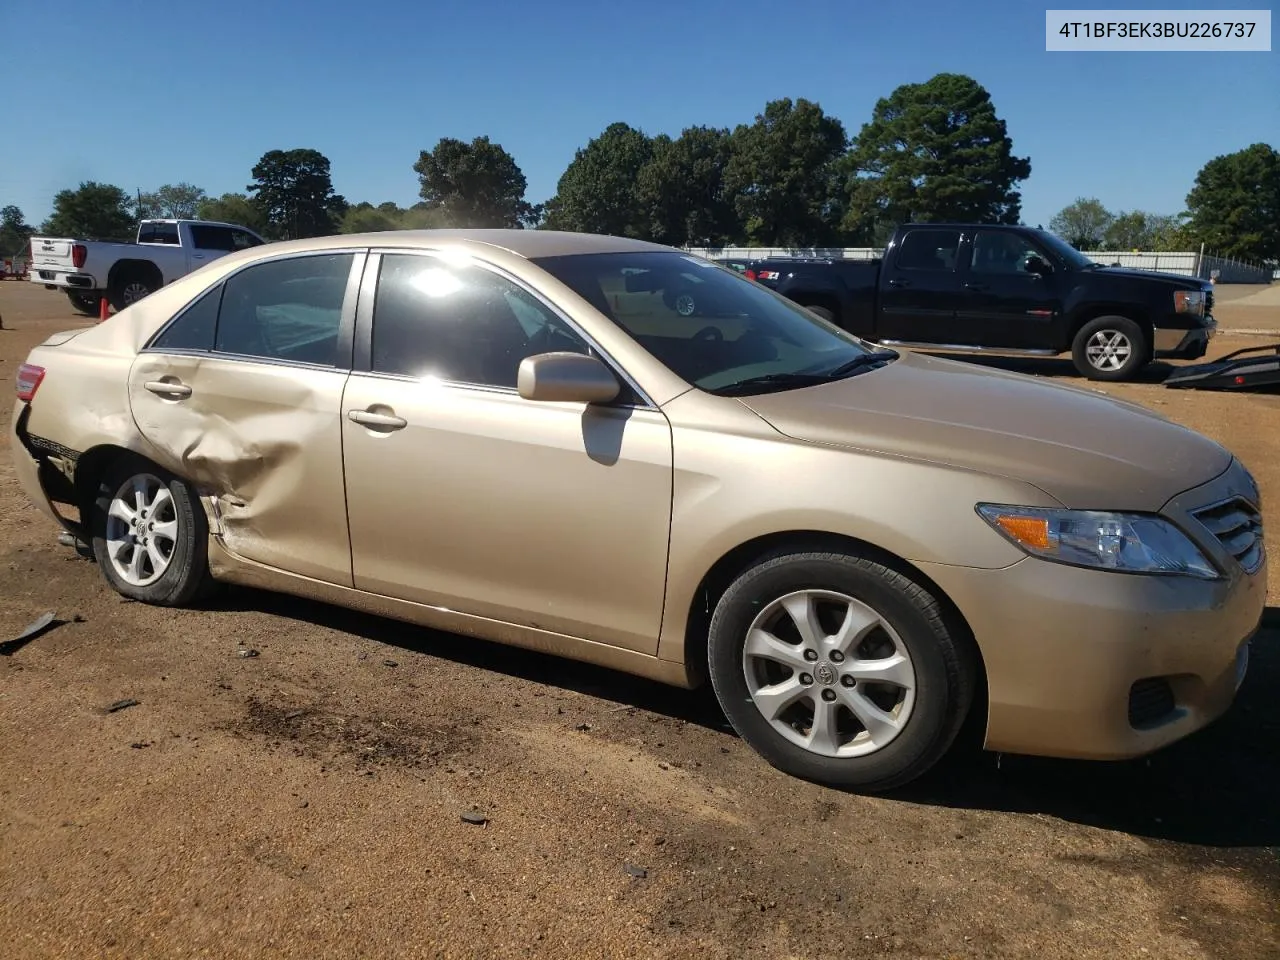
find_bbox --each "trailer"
[1163,343,1280,391]
[1,256,30,280]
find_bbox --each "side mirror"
[1024,254,1052,277]
[518,352,620,404]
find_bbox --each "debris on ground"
[624,863,649,879]
[0,611,59,656]
[238,649,260,659]
[106,699,140,713]
[382,659,398,668]
[460,810,488,826]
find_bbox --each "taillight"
[71,244,87,269]
[16,363,45,402]
[744,269,757,281]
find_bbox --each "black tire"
[108,272,158,312]
[707,550,976,792]
[66,291,101,316]
[1070,315,1149,381]
[803,304,835,323]
[89,453,218,606]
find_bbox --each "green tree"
[339,201,405,233]
[636,126,740,246]
[247,148,347,240]
[41,181,136,241]
[137,182,207,220]
[1049,197,1113,249]
[413,136,535,228]
[1185,143,1280,262]
[0,205,35,255]
[845,73,1031,236]
[196,192,270,235]
[723,98,848,246]
[542,122,654,237]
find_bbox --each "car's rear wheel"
[66,291,101,316]
[707,550,976,792]
[1071,315,1148,381]
[90,454,217,606]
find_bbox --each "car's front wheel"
[1071,315,1149,381]
[90,454,217,606]
[707,550,976,792]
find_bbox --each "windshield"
[1032,229,1098,270]
[531,250,883,394]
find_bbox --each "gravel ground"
[1,280,1277,959]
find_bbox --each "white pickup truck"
[29,219,267,315]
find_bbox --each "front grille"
[1129,678,1177,729]
[1192,497,1264,574]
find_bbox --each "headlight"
[1174,290,1205,315]
[976,504,1219,579]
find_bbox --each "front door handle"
[143,380,192,399]
[887,278,911,288]
[347,408,407,430]
[963,282,988,291]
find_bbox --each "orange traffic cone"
[98,298,110,321]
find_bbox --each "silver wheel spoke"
[145,539,169,573]
[807,700,842,755]
[127,543,148,582]
[745,628,809,672]
[780,594,824,648]
[752,676,808,720]
[152,519,178,542]
[838,686,902,747]
[842,652,913,688]
[831,601,881,655]
[108,499,135,524]
[150,486,174,517]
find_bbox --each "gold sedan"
[11,230,1266,791]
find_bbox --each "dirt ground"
[1,280,1277,960]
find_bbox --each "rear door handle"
[347,409,407,430]
[963,282,988,291]
[887,278,911,288]
[143,380,192,399]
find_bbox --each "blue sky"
[1,0,1275,231]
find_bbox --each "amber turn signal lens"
[993,514,1050,550]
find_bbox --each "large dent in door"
[126,353,352,585]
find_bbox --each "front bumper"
[918,460,1265,761]
[1154,315,1216,360]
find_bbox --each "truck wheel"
[66,291,101,316]
[706,549,976,792]
[1071,316,1148,381]
[109,274,158,311]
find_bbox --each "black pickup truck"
[742,223,1217,381]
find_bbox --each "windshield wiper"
[824,349,899,378]
[708,372,837,396]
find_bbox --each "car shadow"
[219,588,1279,849]
[215,587,729,730]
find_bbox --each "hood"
[737,352,1231,511]
[1089,265,1206,289]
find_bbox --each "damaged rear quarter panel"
[126,352,354,587]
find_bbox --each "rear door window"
[895,229,962,271]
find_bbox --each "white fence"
[686,246,1273,284]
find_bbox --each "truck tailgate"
[30,238,76,272]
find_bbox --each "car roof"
[245,229,675,260]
